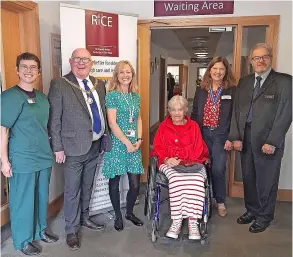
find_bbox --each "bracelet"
[137,138,143,142]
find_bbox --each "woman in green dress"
[1,53,58,255]
[102,60,144,231]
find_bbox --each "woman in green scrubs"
[1,52,58,256]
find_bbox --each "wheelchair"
[144,156,212,245]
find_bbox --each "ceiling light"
[194,52,208,55]
[196,54,208,57]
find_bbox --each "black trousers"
[63,140,101,234]
[241,123,283,225]
[109,173,141,218]
[202,128,228,204]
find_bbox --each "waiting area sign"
[154,1,234,17]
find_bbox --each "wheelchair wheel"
[206,183,212,219]
[151,229,157,243]
[199,221,208,236]
[151,220,159,243]
[144,160,157,220]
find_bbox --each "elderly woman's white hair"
[167,95,188,113]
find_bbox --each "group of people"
[152,43,292,239]
[0,42,291,255]
[1,48,144,255]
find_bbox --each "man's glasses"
[19,64,39,72]
[251,55,271,62]
[71,57,92,64]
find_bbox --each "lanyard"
[122,92,135,123]
[209,87,223,105]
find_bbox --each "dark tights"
[109,173,140,218]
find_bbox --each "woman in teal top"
[1,53,58,256]
[102,60,144,231]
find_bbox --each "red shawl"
[151,115,209,167]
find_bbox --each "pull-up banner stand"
[60,3,138,216]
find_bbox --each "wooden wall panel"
[1,8,22,89]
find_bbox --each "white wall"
[36,1,80,202]
[188,63,201,100]
[79,0,292,189]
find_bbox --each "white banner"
[60,3,138,215]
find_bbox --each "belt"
[203,126,217,131]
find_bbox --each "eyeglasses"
[19,64,39,72]
[71,57,92,64]
[251,55,271,62]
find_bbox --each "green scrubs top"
[1,86,53,173]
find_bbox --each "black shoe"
[21,242,41,256]
[81,219,105,231]
[125,213,144,226]
[237,212,255,224]
[114,217,124,231]
[41,231,59,243]
[249,221,268,233]
[66,233,80,251]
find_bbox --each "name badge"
[264,95,275,99]
[126,129,135,138]
[221,95,231,100]
[27,98,36,104]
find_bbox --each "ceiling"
[151,27,235,62]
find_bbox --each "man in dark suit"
[225,43,292,233]
[48,48,110,249]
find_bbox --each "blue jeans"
[202,127,228,204]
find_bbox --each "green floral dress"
[102,91,144,179]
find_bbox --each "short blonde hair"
[108,60,139,93]
[249,43,273,60]
[168,95,188,113]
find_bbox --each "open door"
[137,25,150,183]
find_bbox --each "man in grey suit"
[48,48,109,250]
[225,43,292,233]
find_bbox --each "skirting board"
[277,189,292,202]
[47,193,64,218]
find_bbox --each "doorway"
[137,15,280,196]
[1,1,42,226]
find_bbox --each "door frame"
[138,15,280,196]
[159,56,166,122]
[1,0,42,226]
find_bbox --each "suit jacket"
[228,69,292,151]
[191,86,236,134]
[48,72,110,156]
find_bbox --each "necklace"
[209,86,223,112]
[62,77,98,104]
[121,92,135,123]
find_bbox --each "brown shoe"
[217,204,227,217]
[66,233,80,251]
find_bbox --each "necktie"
[82,79,101,134]
[246,76,262,122]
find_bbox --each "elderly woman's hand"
[165,157,181,167]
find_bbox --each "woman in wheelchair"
[152,95,209,240]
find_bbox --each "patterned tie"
[82,79,101,134]
[247,76,262,122]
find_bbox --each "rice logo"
[91,14,113,27]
